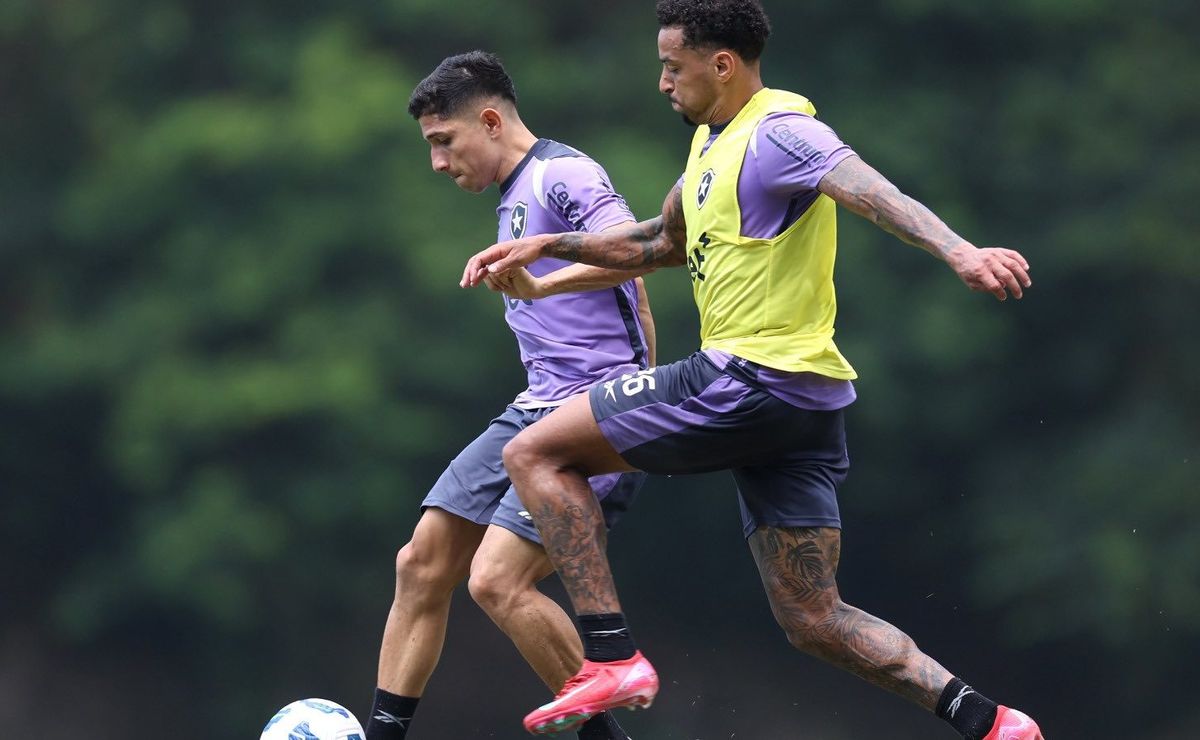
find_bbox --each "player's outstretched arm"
[481,227,656,300]
[483,264,648,300]
[461,185,688,288]
[817,155,1032,301]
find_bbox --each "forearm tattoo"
[822,158,967,261]
[750,527,951,710]
[548,233,584,264]
[658,185,689,267]
[543,186,688,269]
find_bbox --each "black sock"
[936,678,998,740]
[579,613,636,662]
[365,688,419,740]
[577,711,630,740]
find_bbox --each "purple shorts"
[590,352,849,537]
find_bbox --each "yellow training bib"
[682,88,856,379]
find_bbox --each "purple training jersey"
[739,111,856,238]
[497,139,648,407]
[680,112,859,411]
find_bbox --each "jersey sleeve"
[540,157,636,234]
[751,112,856,197]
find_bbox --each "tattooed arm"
[817,155,1032,301]
[480,223,656,300]
[461,184,688,288]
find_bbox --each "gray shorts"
[423,404,645,545]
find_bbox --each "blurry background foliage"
[1,0,1197,737]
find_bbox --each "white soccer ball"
[260,698,365,740]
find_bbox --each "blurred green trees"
[2,0,1197,737]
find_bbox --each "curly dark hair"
[407,50,518,120]
[655,0,771,61]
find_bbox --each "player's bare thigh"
[470,523,556,587]
[503,392,636,478]
[402,507,488,581]
[749,525,843,610]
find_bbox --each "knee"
[769,594,846,654]
[777,599,914,675]
[502,429,551,482]
[780,614,826,653]
[500,435,533,479]
[467,561,526,617]
[394,541,458,600]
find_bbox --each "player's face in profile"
[657,27,720,126]
[419,111,497,193]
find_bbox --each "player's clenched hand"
[482,272,511,293]
[461,235,548,288]
[482,268,545,300]
[947,244,1032,301]
[500,268,545,299]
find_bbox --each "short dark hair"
[655,0,772,61]
[407,51,518,119]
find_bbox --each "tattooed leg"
[749,526,953,710]
[501,393,636,616]
[515,467,617,615]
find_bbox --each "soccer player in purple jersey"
[365,51,658,740]
[461,2,1043,739]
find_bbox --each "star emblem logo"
[510,201,528,239]
[697,169,715,208]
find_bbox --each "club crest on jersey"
[510,202,528,239]
[697,169,715,209]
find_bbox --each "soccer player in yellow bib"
[462,2,1042,739]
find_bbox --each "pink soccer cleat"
[522,651,659,735]
[984,705,1044,740]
